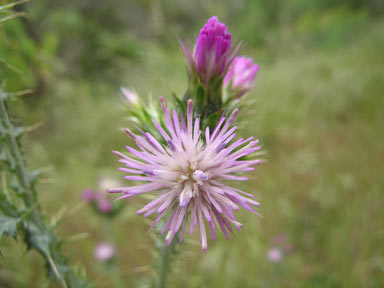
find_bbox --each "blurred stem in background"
[102,217,125,288]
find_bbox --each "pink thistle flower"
[82,188,113,214]
[94,243,115,262]
[82,189,96,202]
[224,56,260,98]
[109,97,262,251]
[180,16,238,86]
[97,197,112,213]
[267,247,283,263]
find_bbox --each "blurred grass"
[1,0,384,287]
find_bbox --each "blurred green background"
[1,0,384,287]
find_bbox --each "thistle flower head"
[94,243,115,262]
[83,179,122,215]
[267,248,283,263]
[181,16,236,86]
[224,56,260,98]
[82,189,95,202]
[109,97,262,251]
[97,197,112,213]
[83,189,113,214]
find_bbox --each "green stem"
[0,91,91,287]
[154,239,177,288]
[0,93,40,221]
[108,263,125,288]
[103,217,125,288]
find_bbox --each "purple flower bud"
[180,16,236,86]
[224,56,259,98]
[97,197,112,213]
[94,243,115,262]
[121,87,139,106]
[82,189,95,202]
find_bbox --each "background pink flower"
[94,243,115,262]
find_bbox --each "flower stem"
[103,218,125,287]
[154,239,178,288]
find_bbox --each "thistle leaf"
[0,200,19,239]
[0,214,18,239]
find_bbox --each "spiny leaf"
[23,221,92,287]
[0,149,9,163]
[0,124,43,140]
[9,174,26,196]
[0,194,19,217]
[0,213,19,239]
[28,169,41,185]
[23,221,52,256]
[10,126,27,138]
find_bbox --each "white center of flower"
[178,169,208,207]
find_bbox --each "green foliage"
[0,191,20,242]
[0,1,42,91]
[27,2,143,81]
[0,87,93,287]
[0,2,92,286]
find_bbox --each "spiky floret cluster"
[109,97,261,250]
